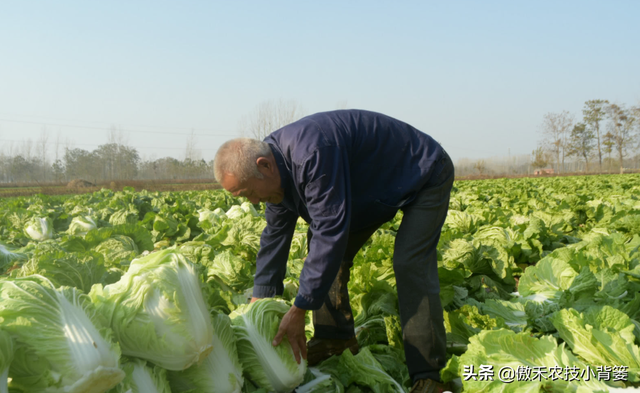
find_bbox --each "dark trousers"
[312,152,454,383]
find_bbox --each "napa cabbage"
[551,306,640,382]
[7,343,54,392]
[230,299,306,392]
[111,358,171,393]
[89,249,214,371]
[479,299,528,332]
[108,209,139,226]
[0,276,124,393]
[68,216,98,236]
[457,329,635,392]
[198,208,227,224]
[168,311,244,393]
[226,202,258,219]
[93,235,139,267]
[518,258,578,303]
[205,250,255,292]
[24,217,54,241]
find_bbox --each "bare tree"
[51,130,64,181]
[238,99,305,140]
[107,125,128,146]
[185,129,201,162]
[541,111,574,173]
[54,130,62,163]
[605,104,636,174]
[582,99,609,171]
[20,138,34,161]
[473,160,486,174]
[36,128,49,181]
[566,122,595,171]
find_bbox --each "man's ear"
[256,157,274,174]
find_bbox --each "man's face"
[220,172,284,205]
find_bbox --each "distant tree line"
[7,98,635,182]
[461,100,640,177]
[0,142,214,184]
[456,154,534,177]
[535,100,640,174]
[1,99,313,185]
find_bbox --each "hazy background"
[1,1,639,167]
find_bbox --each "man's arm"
[271,145,351,362]
[271,145,351,363]
[293,145,351,310]
[252,203,298,299]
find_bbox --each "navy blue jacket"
[253,110,445,310]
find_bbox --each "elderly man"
[214,109,454,393]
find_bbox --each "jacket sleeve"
[294,145,351,310]
[252,203,298,298]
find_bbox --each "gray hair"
[214,138,272,182]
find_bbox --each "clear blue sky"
[1,1,638,162]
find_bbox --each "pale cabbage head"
[0,276,124,393]
[206,250,254,292]
[94,235,139,266]
[112,358,171,393]
[24,217,54,241]
[89,249,214,371]
[68,215,98,236]
[240,202,258,216]
[230,299,306,392]
[198,208,227,224]
[168,311,244,393]
[226,202,258,220]
[518,258,578,303]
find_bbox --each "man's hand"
[250,297,261,303]
[272,304,308,364]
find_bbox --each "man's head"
[214,138,284,204]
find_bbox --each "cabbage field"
[1,174,640,392]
